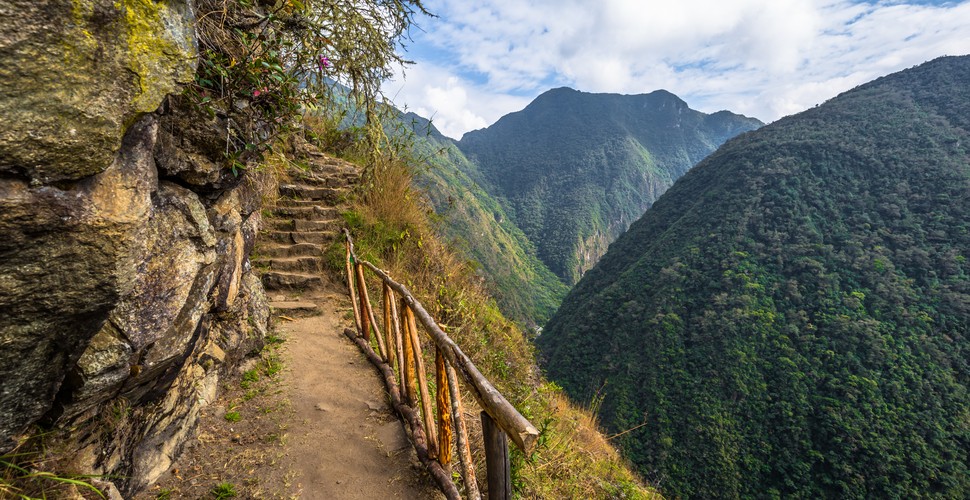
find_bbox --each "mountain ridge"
[402,88,759,325]
[457,87,763,284]
[538,55,970,498]
[401,112,570,325]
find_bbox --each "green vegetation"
[458,87,762,284]
[539,56,970,498]
[190,0,428,171]
[224,411,241,423]
[332,142,657,497]
[402,113,569,326]
[1,434,105,499]
[242,369,260,384]
[210,481,237,499]
[363,90,758,327]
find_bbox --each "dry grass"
[248,149,293,211]
[335,148,661,499]
[0,431,107,499]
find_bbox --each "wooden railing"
[341,229,539,500]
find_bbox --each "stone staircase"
[254,150,360,315]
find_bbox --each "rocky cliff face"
[0,1,270,495]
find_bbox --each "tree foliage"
[539,56,970,498]
[190,0,428,169]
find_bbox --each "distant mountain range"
[458,88,762,285]
[405,88,760,325]
[403,112,569,326]
[538,56,970,498]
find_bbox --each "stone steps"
[274,198,332,208]
[260,256,323,273]
[270,205,340,221]
[264,230,337,245]
[269,300,321,318]
[288,173,358,189]
[293,158,359,177]
[279,184,348,203]
[269,218,341,233]
[256,150,357,293]
[261,271,323,291]
[257,242,323,259]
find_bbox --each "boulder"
[0,0,196,182]
[154,95,243,191]
[0,1,273,492]
[0,115,158,450]
[40,174,223,424]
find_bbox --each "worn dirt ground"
[142,282,439,499]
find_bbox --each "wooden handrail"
[343,229,539,453]
[343,327,460,499]
[341,228,539,499]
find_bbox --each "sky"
[381,0,970,140]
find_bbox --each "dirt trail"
[144,150,439,499]
[260,150,439,498]
[279,286,439,499]
[143,284,440,499]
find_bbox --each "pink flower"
[318,55,331,70]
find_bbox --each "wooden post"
[392,296,406,398]
[354,263,371,341]
[405,303,438,458]
[383,284,396,371]
[345,241,362,333]
[400,299,418,407]
[359,261,539,454]
[435,348,453,468]
[342,328,461,500]
[446,363,480,500]
[482,411,511,500]
[360,272,388,361]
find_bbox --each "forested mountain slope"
[403,113,568,325]
[538,56,970,498]
[458,88,762,284]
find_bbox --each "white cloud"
[383,62,532,140]
[393,0,970,134]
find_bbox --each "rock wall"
[0,1,270,495]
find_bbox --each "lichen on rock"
[0,0,197,183]
[0,2,278,496]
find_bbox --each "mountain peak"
[457,88,762,284]
[539,55,970,498]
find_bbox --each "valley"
[411,89,761,326]
[536,56,970,498]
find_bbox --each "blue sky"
[381,0,970,139]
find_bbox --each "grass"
[210,481,237,499]
[262,357,283,377]
[147,324,292,498]
[329,147,661,498]
[242,369,260,383]
[1,434,107,499]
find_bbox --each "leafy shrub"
[190,0,428,171]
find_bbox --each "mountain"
[458,88,763,284]
[538,56,970,498]
[402,113,569,325]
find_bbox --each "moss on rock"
[0,0,197,183]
